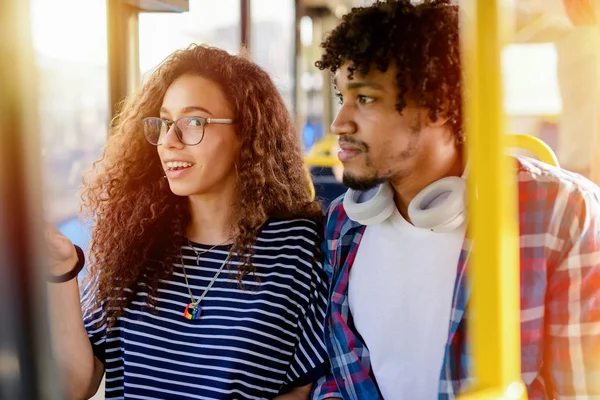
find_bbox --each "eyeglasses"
[142,116,234,146]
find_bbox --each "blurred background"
[34,0,599,233]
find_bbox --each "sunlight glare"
[30,0,107,63]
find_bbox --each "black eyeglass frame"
[142,116,235,146]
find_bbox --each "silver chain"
[180,244,231,306]
[188,239,226,265]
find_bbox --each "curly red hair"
[81,44,322,324]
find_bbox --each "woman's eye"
[187,118,202,127]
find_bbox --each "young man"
[311,1,600,399]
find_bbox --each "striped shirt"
[82,218,329,400]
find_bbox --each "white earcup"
[344,183,395,225]
[407,176,466,232]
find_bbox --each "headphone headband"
[344,176,466,232]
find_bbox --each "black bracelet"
[47,245,86,283]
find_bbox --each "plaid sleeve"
[322,195,345,279]
[310,199,343,400]
[545,182,600,397]
[311,372,343,399]
[562,0,597,26]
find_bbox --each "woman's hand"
[44,222,78,276]
[274,383,313,400]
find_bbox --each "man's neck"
[391,151,463,223]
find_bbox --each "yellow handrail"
[303,134,558,169]
[508,134,559,167]
[305,155,342,168]
[305,167,316,201]
[302,132,559,201]
[460,0,526,398]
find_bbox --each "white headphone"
[344,172,467,232]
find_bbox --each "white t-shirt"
[349,207,464,399]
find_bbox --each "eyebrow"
[333,78,385,91]
[159,106,214,116]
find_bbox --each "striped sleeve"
[545,182,600,397]
[283,241,330,388]
[80,278,107,364]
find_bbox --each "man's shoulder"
[517,156,598,196]
[323,193,353,235]
[324,193,346,220]
[516,156,600,223]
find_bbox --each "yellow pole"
[459,0,526,398]
[589,5,600,185]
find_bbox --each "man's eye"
[357,95,374,104]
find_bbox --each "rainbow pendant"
[183,302,201,320]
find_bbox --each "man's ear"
[426,85,450,128]
[428,110,450,128]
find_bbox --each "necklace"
[180,242,231,321]
[188,239,227,265]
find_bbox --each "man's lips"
[338,142,363,162]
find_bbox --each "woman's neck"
[186,191,237,245]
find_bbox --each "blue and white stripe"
[82,218,328,399]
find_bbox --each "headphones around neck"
[343,173,467,232]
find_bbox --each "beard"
[342,171,387,191]
[341,114,423,191]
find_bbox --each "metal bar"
[293,0,301,121]
[107,0,141,120]
[122,0,189,12]
[459,0,526,398]
[240,0,251,52]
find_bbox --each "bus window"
[138,0,240,81]
[31,0,108,229]
[251,0,295,113]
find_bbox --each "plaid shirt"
[311,157,600,400]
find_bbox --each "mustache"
[338,136,369,152]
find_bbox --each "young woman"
[45,44,328,400]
